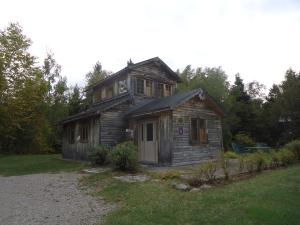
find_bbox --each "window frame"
[80,123,89,143]
[106,85,114,98]
[118,79,127,94]
[190,118,208,145]
[165,84,171,96]
[145,80,153,96]
[137,78,144,94]
[157,83,164,97]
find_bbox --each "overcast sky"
[1,0,300,89]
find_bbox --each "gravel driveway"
[0,173,111,225]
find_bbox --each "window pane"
[146,123,153,141]
[191,118,199,143]
[199,119,206,143]
[137,79,144,94]
[106,86,113,98]
[141,124,144,141]
[165,84,171,96]
[157,83,164,97]
[145,80,152,96]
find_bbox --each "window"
[141,123,144,141]
[94,90,101,102]
[80,123,89,143]
[145,80,153,96]
[165,84,171,96]
[190,118,207,144]
[157,83,164,97]
[101,88,106,99]
[68,125,75,144]
[106,86,113,98]
[146,123,153,141]
[118,80,127,94]
[137,79,144,94]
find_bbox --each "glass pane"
[157,83,164,97]
[137,79,144,94]
[146,123,153,141]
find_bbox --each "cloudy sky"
[1,0,300,89]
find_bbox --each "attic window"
[157,83,164,97]
[165,84,171,96]
[137,79,144,94]
[145,80,153,96]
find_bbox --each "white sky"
[1,0,300,89]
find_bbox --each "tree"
[68,85,82,115]
[85,61,110,87]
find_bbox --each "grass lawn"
[0,154,86,176]
[84,165,300,225]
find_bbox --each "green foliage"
[110,141,138,171]
[88,145,110,165]
[234,133,255,146]
[159,170,181,180]
[277,148,296,166]
[224,151,238,159]
[284,139,300,160]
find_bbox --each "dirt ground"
[0,172,111,225]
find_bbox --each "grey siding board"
[158,112,172,165]
[171,99,222,165]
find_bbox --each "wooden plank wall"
[171,98,222,166]
[62,116,100,161]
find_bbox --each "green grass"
[84,165,300,225]
[0,154,86,176]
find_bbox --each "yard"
[0,154,299,225]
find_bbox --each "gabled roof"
[125,88,224,118]
[87,57,181,90]
[62,93,132,124]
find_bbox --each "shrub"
[159,170,181,180]
[234,133,255,146]
[242,151,269,172]
[224,151,238,159]
[284,140,300,160]
[270,150,281,168]
[187,176,203,187]
[278,148,296,166]
[110,141,138,171]
[199,161,218,183]
[220,150,231,180]
[88,145,110,165]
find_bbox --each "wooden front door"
[138,120,158,163]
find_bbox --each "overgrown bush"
[187,176,203,187]
[88,145,110,165]
[199,161,218,183]
[270,150,281,168]
[224,151,238,159]
[110,141,138,171]
[159,170,181,180]
[278,148,296,166]
[234,133,255,146]
[284,140,300,160]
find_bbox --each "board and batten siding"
[171,98,222,166]
[62,116,100,160]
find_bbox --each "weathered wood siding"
[62,116,100,160]
[99,103,131,146]
[171,98,222,166]
[158,112,172,165]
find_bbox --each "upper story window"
[137,79,144,94]
[190,118,207,145]
[157,83,164,97]
[118,80,127,94]
[145,80,152,96]
[106,86,113,98]
[165,84,171,96]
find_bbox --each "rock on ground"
[0,173,111,225]
[113,175,150,183]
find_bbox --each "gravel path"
[0,173,111,225]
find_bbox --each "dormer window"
[165,84,171,96]
[157,83,164,97]
[137,79,144,94]
[118,80,127,94]
[145,80,152,96]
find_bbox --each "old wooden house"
[62,57,224,166]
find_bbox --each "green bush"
[199,161,218,183]
[278,148,296,166]
[270,150,281,168]
[110,141,138,171]
[88,145,110,165]
[234,133,255,146]
[284,140,300,160]
[242,151,270,172]
[224,151,238,159]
